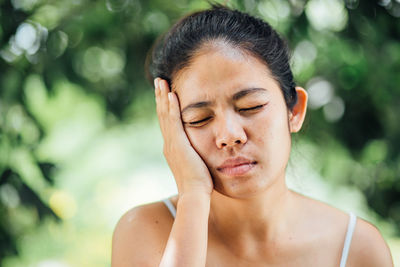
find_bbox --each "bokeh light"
[0,0,399,266]
[305,0,348,31]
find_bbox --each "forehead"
[172,45,279,102]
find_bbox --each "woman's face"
[172,45,294,198]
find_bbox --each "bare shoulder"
[291,191,393,266]
[347,217,394,267]
[111,198,176,267]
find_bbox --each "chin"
[212,173,271,199]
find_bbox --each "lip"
[216,157,257,176]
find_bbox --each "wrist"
[178,191,211,205]
[178,179,212,196]
[179,187,212,198]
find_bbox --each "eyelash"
[187,104,266,126]
[188,117,212,125]
[238,104,265,112]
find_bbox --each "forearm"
[159,192,210,267]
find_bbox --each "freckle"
[155,220,159,224]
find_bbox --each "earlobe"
[289,87,308,133]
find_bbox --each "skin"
[111,45,394,266]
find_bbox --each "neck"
[209,177,296,251]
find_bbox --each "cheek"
[184,128,212,157]
[253,105,291,150]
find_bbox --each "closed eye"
[184,104,267,126]
[185,117,212,126]
[239,104,266,112]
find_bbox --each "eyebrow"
[232,87,267,101]
[181,101,212,114]
[181,87,267,114]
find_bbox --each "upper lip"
[217,157,256,170]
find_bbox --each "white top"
[340,212,357,267]
[162,198,177,218]
[162,198,357,267]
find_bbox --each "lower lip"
[218,162,256,176]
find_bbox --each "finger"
[168,92,189,142]
[155,80,165,126]
[154,78,160,98]
[168,92,182,123]
[159,79,170,114]
[155,77,161,110]
[155,78,167,115]
[155,79,171,137]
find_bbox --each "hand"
[154,78,213,197]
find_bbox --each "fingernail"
[154,78,158,89]
[168,92,173,101]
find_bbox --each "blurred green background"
[0,0,399,266]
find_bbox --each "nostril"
[218,137,245,148]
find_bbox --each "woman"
[112,4,393,267]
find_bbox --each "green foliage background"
[0,0,399,265]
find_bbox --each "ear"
[289,87,308,133]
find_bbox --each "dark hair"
[146,4,297,110]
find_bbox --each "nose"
[215,113,247,149]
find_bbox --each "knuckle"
[163,147,170,158]
[157,106,168,117]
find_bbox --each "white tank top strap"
[163,198,176,219]
[339,212,357,267]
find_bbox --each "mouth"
[216,157,257,177]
